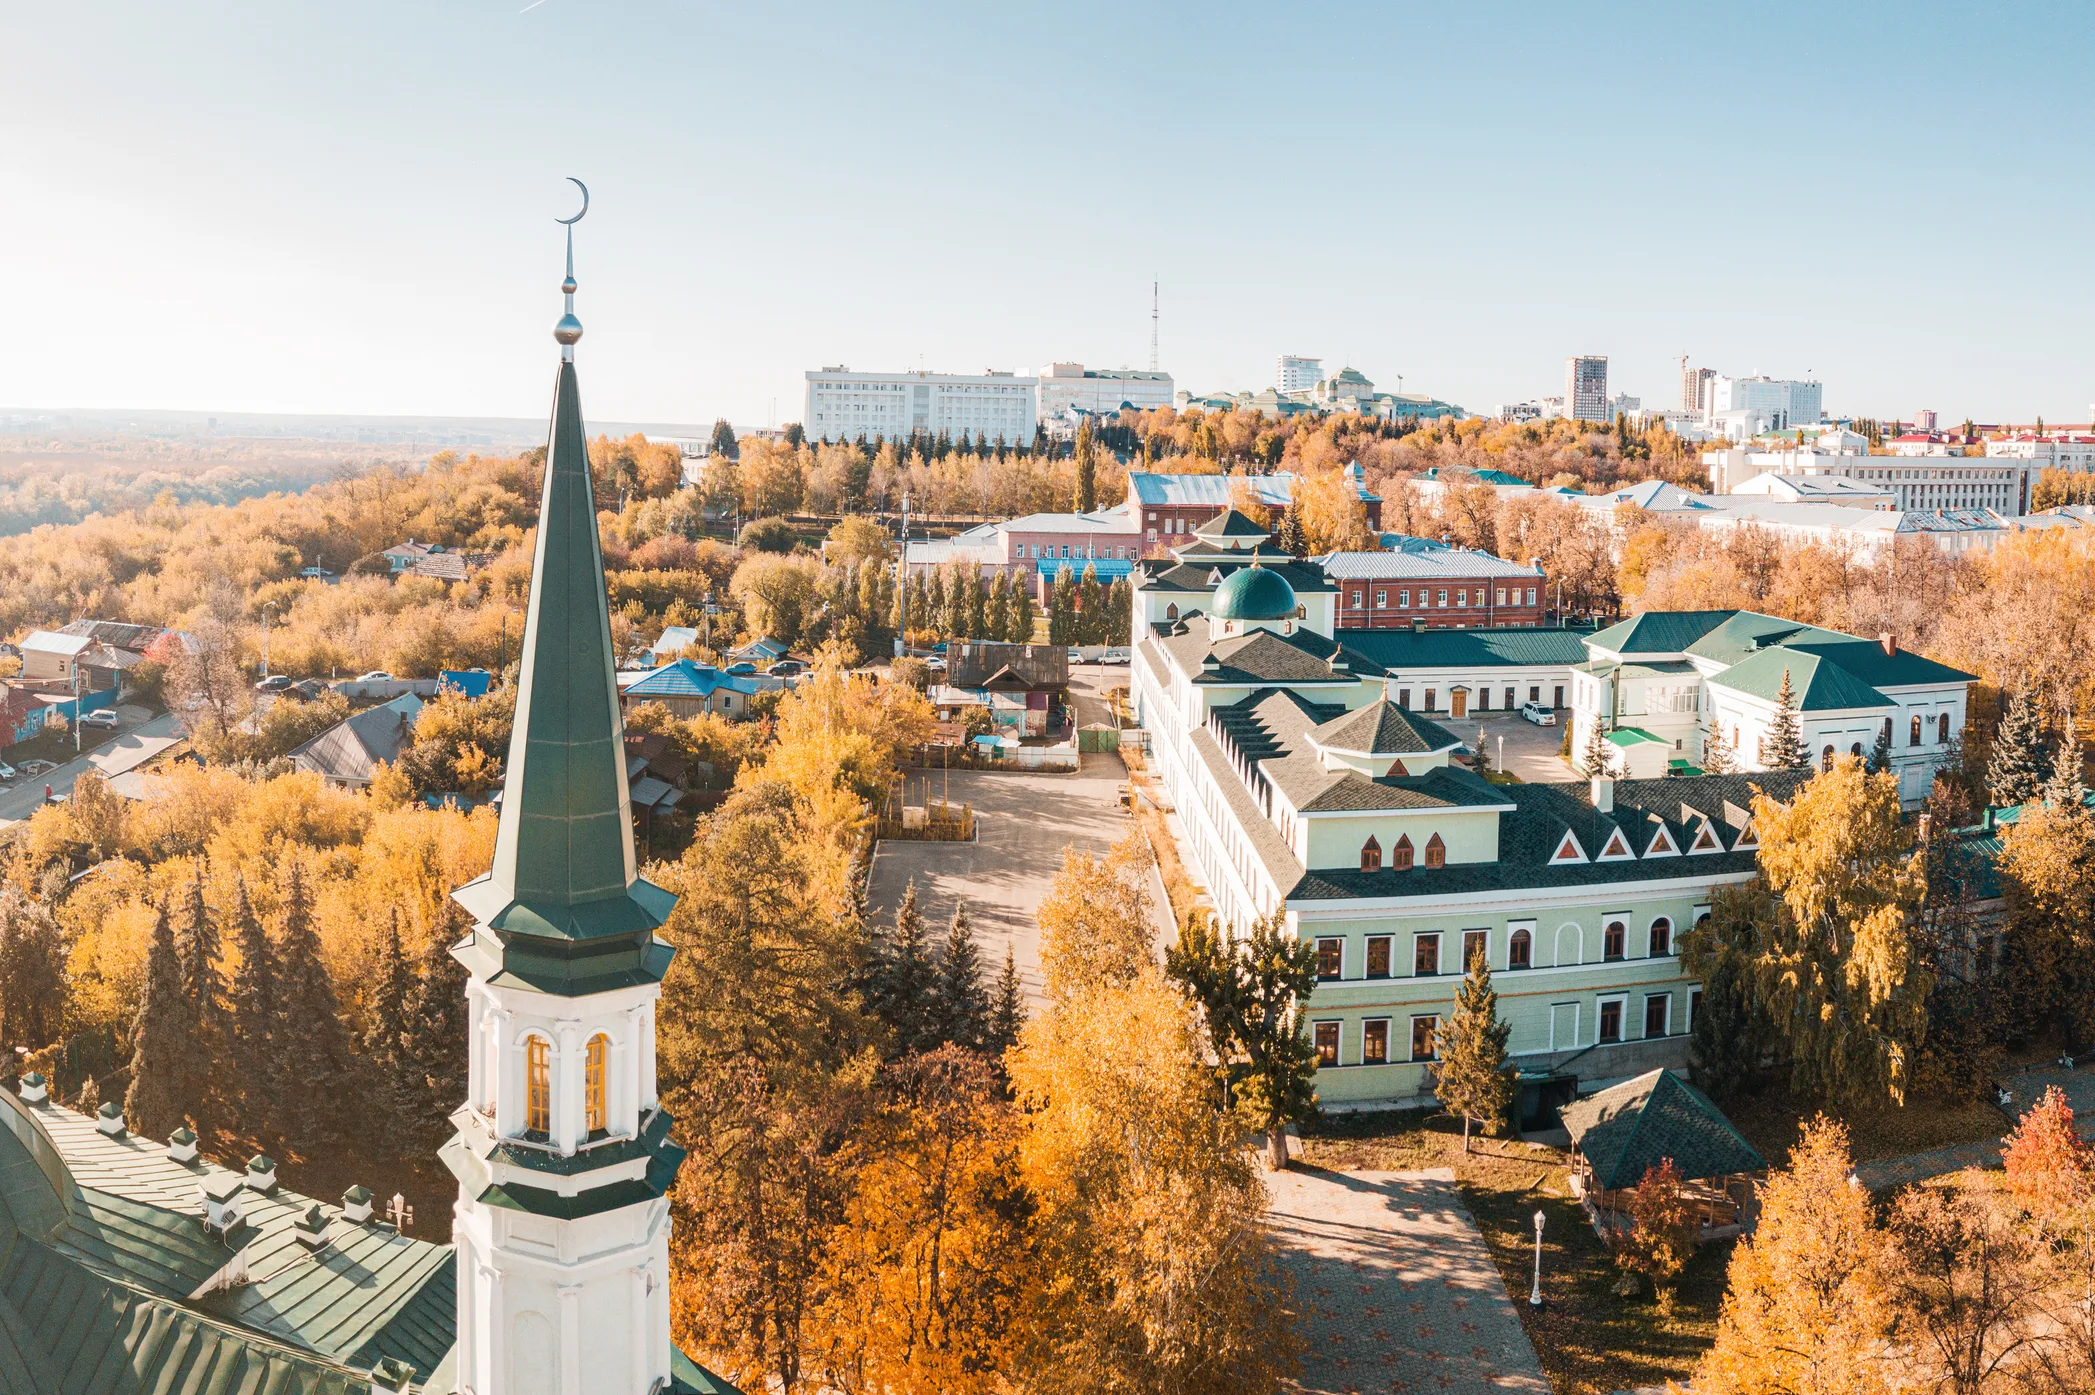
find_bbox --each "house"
[1561,1068,1766,1240]
[901,504,1143,597]
[944,641,1070,737]
[1321,543,1549,630]
[286,692,425,788]
[381,538,442,572]
[617,659,765,718]
[404,551,489,581]
[1570,611,1974,802]
[726,636,791,667]
[16,631,95,685]
[646,626,700,666]
[1341,624,1594,718]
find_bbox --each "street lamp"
[1529,1209,1546,1308]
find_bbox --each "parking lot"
[1447,709,1579,784]
[866,748,1167,1005]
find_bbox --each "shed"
[1560,1068,1766,1240]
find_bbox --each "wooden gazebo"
[1560,1068,1767,1241]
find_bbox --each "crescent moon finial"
[556,177,589,226]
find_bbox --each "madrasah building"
[1129,510,1976,1108]
[0,203,740,1393]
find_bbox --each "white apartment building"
[1681,363,1715,412]
[1706,443,2029,515]
[1565,356,1609,422]
[803,367,1039,444]
[1278,355,1322,393]
[1036,362,1175,420]
[1610,392,1641,418]
[1706,375,1823,440]
[1987,432,2095,473]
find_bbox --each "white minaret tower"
[439,178,707,1395]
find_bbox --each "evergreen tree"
[1073,418,1097,513]
[1275,507,1308,559]
[400,903,470,1145]
[708,416,738,461]
[1689,950,1770,1102]
[363,907,414,1130]
[1990,689,2048,809]
[1700,718,1737,776]
[274,861,352,1150]
[0,886,65,1053]
[1581,711,1616,778]
[872,880,939,1055]
[1076,563,1104,646]
[986,571,1011,642]
[1867,720,1894,775]
[2044,707,2086,810]
[224,877,280,1139]
[932,901,989,1051]
[171,868,221,1112]
[1757,669,1810,770]
[1007,579,1036,643]
[124,905,192,1139]
[1048,566,1077,647]
[986,946,1025,1060]
[1432,940,1514,1151]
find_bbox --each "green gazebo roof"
[1560,1068,1766,1190]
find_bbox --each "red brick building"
[1323,542,1548,629]
[1126,465,1382,555]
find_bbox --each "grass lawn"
[1719,1083,2008,1168]
[1299,1108,1731,1395]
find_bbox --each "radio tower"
[1150,279,1159,372]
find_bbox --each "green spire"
[451,357,675,995]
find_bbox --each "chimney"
[245,1155,279,1195]
[201,1173,245,1233]
[95,1102,126,1138]
[370,1357,417,1395]
[292,1203,330,1250]
[342,1185,374,1224]
[1879,631,1897,657]
[17,1072,47,1105]
[1591,776,1615,812]
[1411,617,1425,633]
[167,1127,199,1164]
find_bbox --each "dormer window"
[1360,836,1381,872]
[1393,834,1414,870]
[1550,831,1585,863]
[1424,833,1445,869]
[1689,820,1722,853]
[1166,603,1179,620]
[1598,828,1634,860]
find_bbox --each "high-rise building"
[1277,354,1322,393]
[803,367,1039,444]
[1037,362,1175,420]
[1565,356,1609,423]
[1706,375,1823,439]
[1681,361,1715,412]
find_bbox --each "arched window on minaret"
[586,1033,610,1135]
[526,1035,551,1137]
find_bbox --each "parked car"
[766,659,804,677]
[299,566,335,579]
[0,761,17,782]
[78,710,121,729]
[1520,701,1557,726]
[925,657,947,673]
[1102,648,1131,665]
[357,670,393,682]
[254,674,293,693]
[20,760,56,777]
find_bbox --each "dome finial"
[553,177,588,360]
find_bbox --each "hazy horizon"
[10,1,2094,429]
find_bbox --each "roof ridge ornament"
[554,177,588,361]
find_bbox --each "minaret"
[442,179,684,1395]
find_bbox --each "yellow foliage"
[1034,832,1157,1002]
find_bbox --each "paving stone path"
[1266,1166,1550,1395]
[1853,1062,2095,1190]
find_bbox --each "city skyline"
[8,1,2094,428]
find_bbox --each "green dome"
[1211,565,1297,621]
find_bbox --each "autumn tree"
[2045,707,2086,809]
[1434,940,1514,1152]
[2002,1086,2092,1237]
[123,905,192,1139]
[1072,418,1097,513]
[1757,668,1810,770]
[1035,833,1156,1002]
[1997,794,2095,1049]
[1611,1159,1699,1313]
[1887,1174,2051,1395]
[1747,760,1932,1107]
[1694,1118,1897,1395]
[0,885,66,1054]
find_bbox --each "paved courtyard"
[1459,711,1577,784]
[867,750,1167,1003]
[1267,1166,1549,1395]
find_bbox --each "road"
[0,711,184,827]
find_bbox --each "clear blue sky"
[7,1,2092,428]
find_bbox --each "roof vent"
[370,1356,417,1395]
[245,1155,278,1195]
[1411,617,1425,633]
[292,1204,330,1250]
[342,1185,374,1224]
[1328,654,1350,675]
[1878,631,1897,657]
[1591,776,1615,813]
[95,1101,126,1138]
[17,1072,47,1105]
[168,1127,199,1164]
[201,1174,245,1233]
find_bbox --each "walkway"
[0,710,182,827]
[1266,1166,1550,1394]
[1853,1061,2095,1191]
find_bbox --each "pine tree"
[986,946,1025,1060]
[1581,711,1616,778]
[363,907,414,1131]
[1007,579,1036,643]
[224,876,280,1139]
[125,905,192,1139]
[1432,940,1514,1151]
[1867,720,1893,775]
[872,880,939,1056]
[171,868,222,1113]
[1048,566,1077,647]
[1276,507,1307,559]
[1073,419,1097,513]
[274,861,352,1150]
[1757,668,1810,770]
[987,571,1011,642]
[400,903,470,1146]
[2044,707,2086,811]
[1689,951,1770,1102]
[1700,718,1736,776]
[1990,689,2048,809]
[933,902,989,1052]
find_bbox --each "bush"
[737,517,797,553]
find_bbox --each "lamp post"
[1529,1209,1546,1308]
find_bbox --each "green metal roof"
[1710,648,1890,711]
[1586,611,1736,656]
[1338,625,1593,671]
[1604,727,1665,748]
[452,358,679,992]
[1559,1068,1766,1190]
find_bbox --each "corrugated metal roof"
[1320,550,1544,581]
[1338,626,1592,671]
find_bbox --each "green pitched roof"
[452,359,678,992]
[1337,625,1594,671]
[1711,647,1890,711]
[1604,726,1665,748]
[1586,610,1736,656]
[1559,1068,1766,1189]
